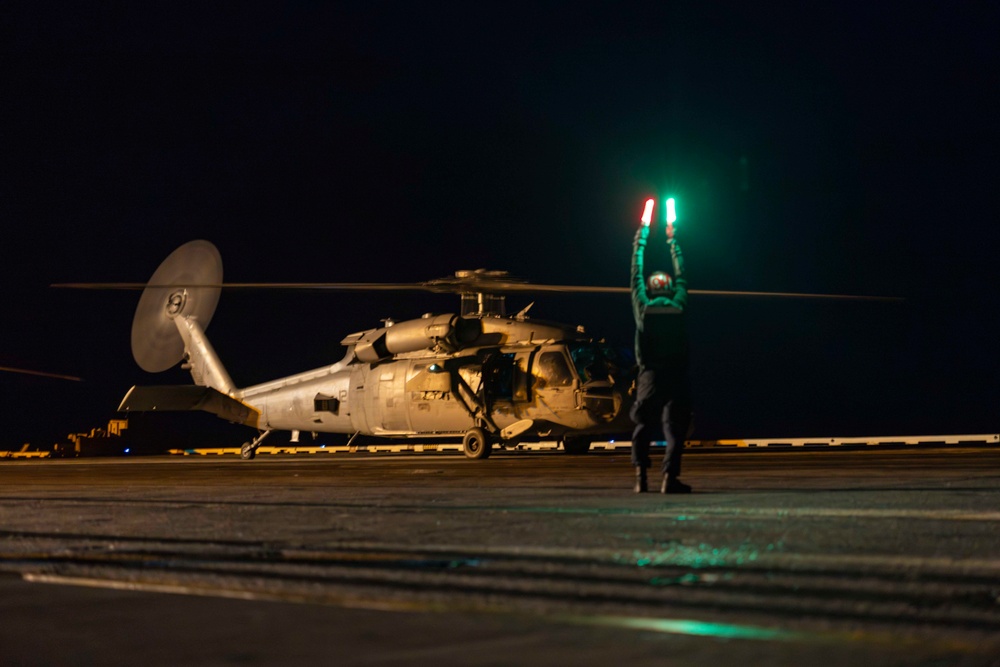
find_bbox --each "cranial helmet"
[647,271,673,295]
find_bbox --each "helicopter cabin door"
[348,364,372,435]
[372,361,410,432]
[530,346,578,416]
[405,361,470,433]
[480,351,531,425]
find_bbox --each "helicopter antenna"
[514,302,534,321]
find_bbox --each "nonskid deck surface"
[1,446,999,666]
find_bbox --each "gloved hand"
[666,221,675,241]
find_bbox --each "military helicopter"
[81,240,644,459]
[57,201,900,460]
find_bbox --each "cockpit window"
[534,350,574,388]
[569,343,633,383]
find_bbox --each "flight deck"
[2,445,999,665]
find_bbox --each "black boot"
[634,467,648,493]
[661,475,692,494]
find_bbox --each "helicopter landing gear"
[462,427,493,460]
[562,435,592,455]
[240,430,273,460]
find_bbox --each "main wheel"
[462,427,493,460]
[562,436,592,455]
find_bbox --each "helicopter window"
[534,350,574,388]
[490,353,516,400]
[568,343,632,383]
[314,394,340,414]
[512,354,529,401]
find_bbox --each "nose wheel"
[462,427,493,460]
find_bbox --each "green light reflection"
[625,541,764,569]
[569,615,801,641]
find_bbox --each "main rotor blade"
[51,282,439,291]
[691,289,904,302]
[0,366,83,382]
[421,282,905,302]
[52,281,903,302]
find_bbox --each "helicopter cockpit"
[567,342,633,386]
[531,349,575,390]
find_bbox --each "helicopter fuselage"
[116,241,637,459]
[235,315,634,447]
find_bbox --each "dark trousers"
[630,367,691,477]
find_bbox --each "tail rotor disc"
[131,240,223,373]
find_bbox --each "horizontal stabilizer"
[118,385,259,428]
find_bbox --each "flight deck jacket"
[631,225,689,371]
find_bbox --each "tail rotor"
[131,240,223,373]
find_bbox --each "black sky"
[2,2,998,446]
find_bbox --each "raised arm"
[631,224,651,322]
[668,236,688,311]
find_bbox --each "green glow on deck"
[569,615,801,640]
[622,542,765,568]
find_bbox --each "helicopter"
[56,202,900,460]
[97,240,644,459]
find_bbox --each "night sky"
[3,3,998,447]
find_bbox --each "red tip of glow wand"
[640,199,654,226]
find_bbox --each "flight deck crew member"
[630,208,692,494]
